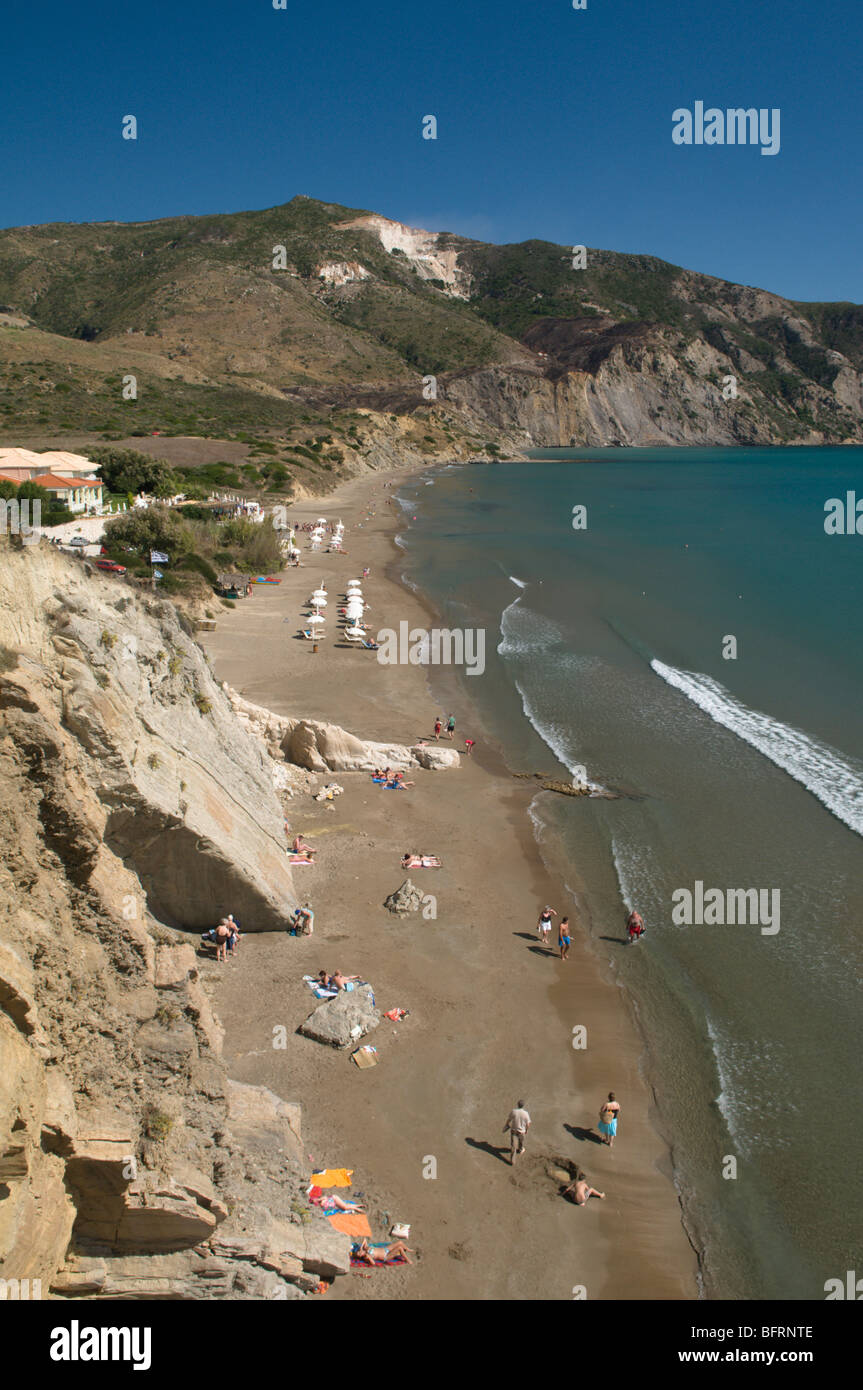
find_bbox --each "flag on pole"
[150,550,170,564]
[152,568,163,580]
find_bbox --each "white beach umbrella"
[312,587,328,598]
[310,598,327,611]
[308,614,325,626]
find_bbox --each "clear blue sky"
[2,0,859,303]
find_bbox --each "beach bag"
[600,1106,616,1124]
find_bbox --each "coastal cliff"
[0,538,353,1298]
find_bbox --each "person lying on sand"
[353,1239,413,1265]
[402,853,442,868]
[292,834,317,857]
[392,771,415,786]
[563,1171,606,1205]
[312,1192,365,1213]
[318,970,361,991]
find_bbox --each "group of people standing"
[502,1094,619,1201]
[202,914,241,961]
[536,904,573,959]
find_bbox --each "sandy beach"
[201,467,699,1301]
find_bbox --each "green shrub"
[143,1107,173,1140]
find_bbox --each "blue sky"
[1,0,859,302]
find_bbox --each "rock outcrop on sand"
[384,880,425,917]
[227,689,461,774]
[299,985,380,1049]
[0,539,350,1299]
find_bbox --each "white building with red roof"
[0,448,104,513]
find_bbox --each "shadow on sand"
[564,1124,602,1146]
[465,1137,511,1166]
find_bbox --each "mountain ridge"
[1,195,861,479]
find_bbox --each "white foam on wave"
[509,574,528,589]
[706,1015,742,1147]
[498,599,602,789]
[651,659,863,838]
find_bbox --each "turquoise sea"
[396,447,863,1301]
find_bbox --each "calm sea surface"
[396,448,863,1300]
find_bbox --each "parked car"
[68,536,88,547]
[95,559,127,575]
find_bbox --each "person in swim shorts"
[559,916,571,960]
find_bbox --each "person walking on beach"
[597,1093,620,1148]
[445,713,456,739]
[434,716,442,740]
[503,1100,531,1164]
[559,916,571,960]
[537,904,557,946]
[627,909,646,945]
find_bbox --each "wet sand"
[202,468,699,1301]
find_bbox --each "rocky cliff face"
[442,327,859,448]
[0,539,350,1298]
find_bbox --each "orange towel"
[311,1167,353,1188]
[328,1212,372,1237]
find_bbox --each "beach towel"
[311,1168,353,1189]
[384,1008,408,1022]
[303,975,338,999]
[289,856,314,865]
[328,1212,372,1238]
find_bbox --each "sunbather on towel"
[292,835,317,857]
[353,1239,413,1266]
[318,970,361,991]
[402,853,441,868]
[310,1191,365,1213]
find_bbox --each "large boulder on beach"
[412,744,460,770]
[384,879,424,916]
[299,985,380,1049]
[280,716,460,773]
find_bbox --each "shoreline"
[201,462,700,1300]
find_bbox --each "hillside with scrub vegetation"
[1,194,862,477]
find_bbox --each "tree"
[88,446,180,497]
[104,505,192,558]
[16,482,72,525]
